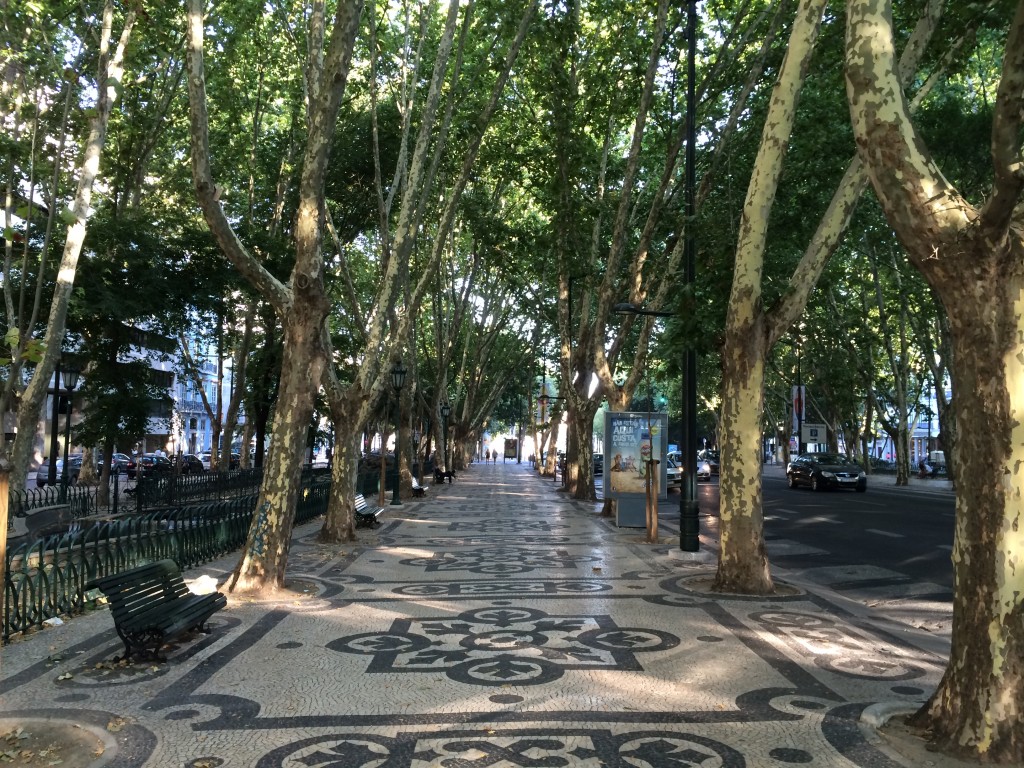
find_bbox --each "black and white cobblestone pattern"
[0,462,944,767]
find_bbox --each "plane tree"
[845,0,1024,757]
[713,0,962,594]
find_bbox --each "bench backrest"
[353,494,369,513]
[87,559,190,622]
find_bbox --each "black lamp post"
[517,395,523,464]
[613,301,699,552]
[536,392,566,482]
[60,366,80,501]
[47,359,63,487]
[440,401,452,478]
[390,361,407,506]
[678,0,699,552]
[607,0,700,551]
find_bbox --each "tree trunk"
[228,312,325,592]
[846,0,1024,757]
[319,427,358,543]
[715,316,773,594]
[214,382,304,584]
[714,0,827,594]
[9,1,135,489]
[188,0,362,592]
[908,268,1024,760]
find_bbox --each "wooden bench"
[411,478,427,498]
[354,493,383,528]
[85,559,227,661]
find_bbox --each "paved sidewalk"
[0,462,951,767]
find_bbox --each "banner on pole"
[791,385,805,434]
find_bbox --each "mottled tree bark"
[715,0,828,594]
[187,0,363,592]
[846,0,1024,759]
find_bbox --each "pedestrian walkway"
[0,461,956,767]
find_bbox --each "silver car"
[35,455,83,487]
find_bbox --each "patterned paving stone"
[0,462,949,767]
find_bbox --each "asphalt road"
[759,467,955,591]
[636,465,956,645]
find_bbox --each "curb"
[861,702,924,729]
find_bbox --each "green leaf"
[22,338,46,364]
[60,208,79,225]
[3,328,19,347]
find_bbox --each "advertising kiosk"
[604,411,669,528]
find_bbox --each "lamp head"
[61,367,81,391]
[390,360,408,390]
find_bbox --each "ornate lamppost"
[60,366,80,502]
[47,359,63,487]
[440,401,451,480]
[390,360,407,506]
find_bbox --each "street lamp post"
[517,396,523,464]
[537,393,566,482]
[678,0,699,552]
[613,301,700,552]
[440,401,452,481]
[60,367,80,502]
[47,359,63,487]
[390,361,408,506]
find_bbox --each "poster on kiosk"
[604,411,669,527]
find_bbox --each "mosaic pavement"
[0,463,949,767]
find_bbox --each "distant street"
[604,463,957,646]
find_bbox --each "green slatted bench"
[86,559,226,661]
[353,493,383,528]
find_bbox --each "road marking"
[865,528,904,538]
[806,516,841,525]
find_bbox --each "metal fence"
[6,465,337,537]
[3,479,331,644]
[128,468,268,511]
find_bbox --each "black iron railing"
[3,479,331,643]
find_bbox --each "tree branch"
[186,0,291,314]
[980,0,1024,235]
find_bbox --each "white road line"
[865,528,904,538]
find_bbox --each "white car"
[666,457,683,488]
[665,456,712,488]
[200,453,212,472]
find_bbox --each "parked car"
[97,452,131,474]
[663,455,713,488]
[696,455,713,481]
[666,457,683,489]
[787,452,867,492]
[35,455,83,487]
[698,449,720,475]
[178,454,205,474]
[126,453,173,480]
